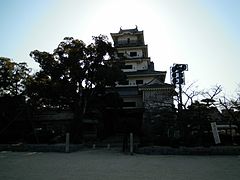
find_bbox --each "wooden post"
[130,133,133,155]
[65,133,70,153]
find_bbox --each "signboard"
[211,122,221,144]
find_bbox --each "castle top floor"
[110,26,145,47]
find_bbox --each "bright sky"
[1,0,239,96]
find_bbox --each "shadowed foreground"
[0,149,240,180]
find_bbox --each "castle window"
[130,52,137,57]
[118,53,124,58]
[136,80,143,85]
[123,101,136,107]
[123,64,133,69]
[119,80,129,85]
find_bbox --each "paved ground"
[0,149,240,180]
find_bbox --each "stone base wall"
[136,146,240,155]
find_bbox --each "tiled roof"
[139,83,177,95]
[111,26,143,36]
[119,27,142,34]
[125,70,166,76]
[139,82,174,89]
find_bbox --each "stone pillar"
[130,133,133,155]
[65,133,70,153]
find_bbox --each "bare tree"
[174,81,202,109]
[201,85,223,106]
[218,84,240,144]
[234,83,240,110]
[219,97,238,143]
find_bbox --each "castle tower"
[111,26,175,108]
[110,26,176,138]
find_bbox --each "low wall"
[136,146,240,155]
[1,144,240,155]
[0,143,84,153]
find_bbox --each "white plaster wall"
[122,60,148,72]
[117,76,155,87]
[118,35,137,44]
[136,61,148,70]
[122,62,137,72]
[128,76,154,86]
[117,49,143,59]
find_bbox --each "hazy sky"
[1,0,239,96]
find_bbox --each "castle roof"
[126,70,166,77]
[139,82,177,95]
[119,26,142,34]
[111,26,143,37]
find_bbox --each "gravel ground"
[0,149,240,180]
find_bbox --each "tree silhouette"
[26,35,125,142]
[0,57,32,143]
[0,57,31,96]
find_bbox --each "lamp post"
[170,64,188,112]
[171,64,188,140]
